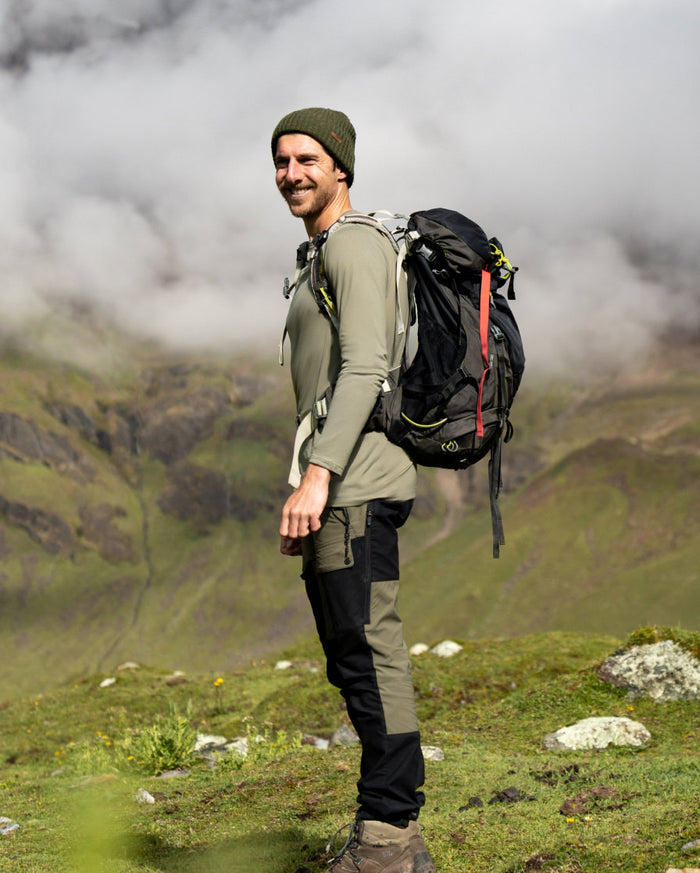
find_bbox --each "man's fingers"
[290,512,311,539]
[279,507,291,538]
[309,513,322,533]
[281,507,303,539]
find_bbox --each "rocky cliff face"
[0,362,288,561]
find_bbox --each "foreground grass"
[1,631,699,872]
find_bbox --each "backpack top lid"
[409,208,493,276]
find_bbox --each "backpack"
[308,208,525,558]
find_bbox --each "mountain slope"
[399,338,700,642]
[0,349,311,695]
[1,335,698,698]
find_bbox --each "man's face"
[274,133,346,221]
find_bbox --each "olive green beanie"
[271,107,356,187]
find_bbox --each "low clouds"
[0,0,697,373]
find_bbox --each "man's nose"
[284,158,302,183]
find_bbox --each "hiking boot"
[324,820,436,872]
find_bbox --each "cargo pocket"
[311,504,370,632]
[313,505,366,573]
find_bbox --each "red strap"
[476,269,491,438]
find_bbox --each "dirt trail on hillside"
[426,468,466,547]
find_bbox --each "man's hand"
[279,463,331,550]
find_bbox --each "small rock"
[543,716,651,751]
[331,725,360,746]
[275,660,293,670]
[135,789,155,804]
[430,640,463,658]
[1,816,20,835]
[227,737,249,757]
[682,840,700,852]
[409,643,429,656]
[157,769,190,779]
[598,641,700,701]
[99,677,116,688]
[302,734,330,750]
[194,733,228,753]
[116,661,140,671]
[422,745,445,762]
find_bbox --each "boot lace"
[325,822,362,869]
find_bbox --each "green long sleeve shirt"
[284,214,416,506]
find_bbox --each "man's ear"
[334,163,348,183]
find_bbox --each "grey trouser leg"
[302,499,425,822]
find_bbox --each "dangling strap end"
[279,326,288,366]
[489,437,506,558]
[507,267,518,300]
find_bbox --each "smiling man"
[272,107,435,873]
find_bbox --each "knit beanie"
[271,107,356,187]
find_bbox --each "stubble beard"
[282,184,334,220]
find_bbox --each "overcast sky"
[0,0,697,375]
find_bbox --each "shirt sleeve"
[306,223,395,476]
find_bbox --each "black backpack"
[309,208,525,557]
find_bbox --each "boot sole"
[412,851,436,873]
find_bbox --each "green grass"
[399,436,700,644]
[1,631,699,872]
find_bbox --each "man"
[272,107,436,873]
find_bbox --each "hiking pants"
[301,499,426,823]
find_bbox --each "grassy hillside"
[400,437,700,643]
[0,334,698,698]
[0,629,698,872]
[399,339,700,646]
[0,346,301,691]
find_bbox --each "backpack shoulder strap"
[310,212,405,332]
